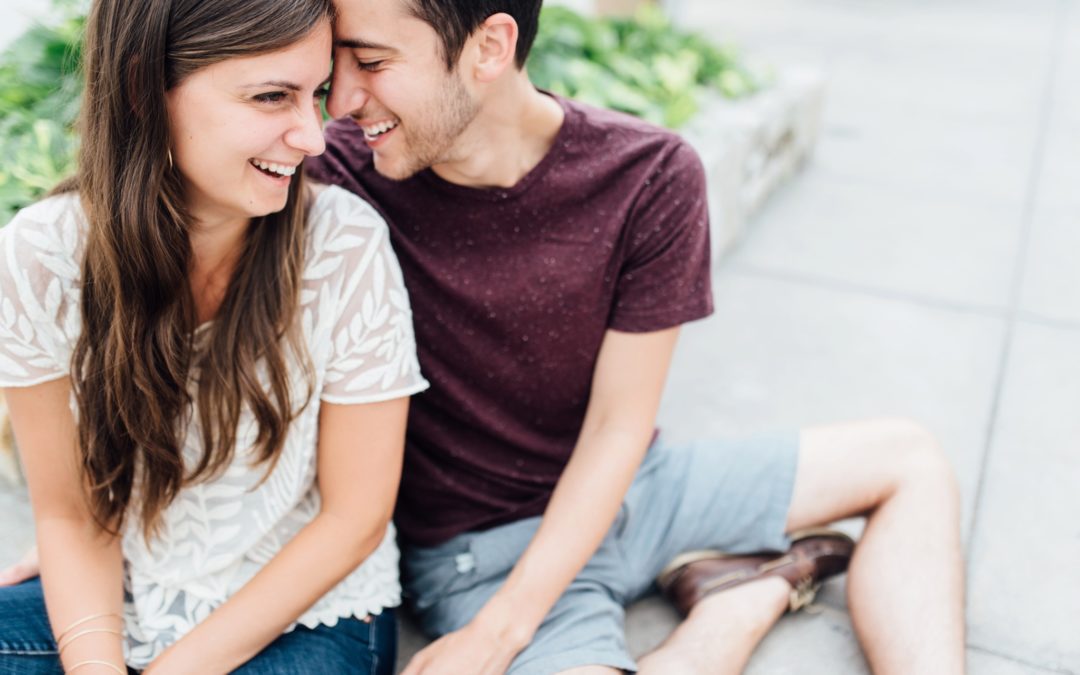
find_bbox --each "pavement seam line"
[730,264,1080,333]
[968,643,1077,675]
[729,263,1010,319]
[964,0,1069,564]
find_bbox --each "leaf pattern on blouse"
[0,187,428,668]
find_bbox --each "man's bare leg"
[639,417,965,674]
[638,577,788,674]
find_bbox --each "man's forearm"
[481,424,653,635]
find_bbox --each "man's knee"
[876,417,959,506]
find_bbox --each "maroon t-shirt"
[306,96,713,546]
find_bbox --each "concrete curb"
[684,67,827,261]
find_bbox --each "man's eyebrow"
[242,80,302,91]
[334,37,396,51]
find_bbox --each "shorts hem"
[510,649,637,675]
[757,432,799,552]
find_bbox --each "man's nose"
[326,67,371,120]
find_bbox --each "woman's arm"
[5,379,126,674]
[146,396,410,674]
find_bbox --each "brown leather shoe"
[656,528,856,616]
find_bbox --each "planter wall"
[682,66,825,262]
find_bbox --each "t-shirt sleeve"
[314,191,429,405]
[0,213,74,387]
[608,139,714,332]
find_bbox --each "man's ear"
[470,12,519,82]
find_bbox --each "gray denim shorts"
[401,433,799,675]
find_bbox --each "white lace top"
[0,186,429,668]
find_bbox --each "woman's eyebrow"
[242,80,302,91]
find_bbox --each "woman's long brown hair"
[67,0,332,540]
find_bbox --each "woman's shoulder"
[303,183,391,273]
[0,192,85,284]
[307,183,387,234]
[4,189,83,227]
[0,193,83,385]
[308,182,384,224]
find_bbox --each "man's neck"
[430,76,565,189]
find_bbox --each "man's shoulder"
[561,96,693,157]
[557,97,703,181]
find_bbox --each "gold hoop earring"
[167,149,174,170]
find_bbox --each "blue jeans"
[0,578,396,674]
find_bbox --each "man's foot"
[656,528,856,616]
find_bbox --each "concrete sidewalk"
[647,0,1078,672]
[2,0,1078,672]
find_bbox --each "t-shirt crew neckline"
[416,92,575,203]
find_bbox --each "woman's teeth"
[250,160,296,177]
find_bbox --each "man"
[1,1,967,672]
[309,1,966,673]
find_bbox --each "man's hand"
[401,598,534,675]
[0,545,38,586]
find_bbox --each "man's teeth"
[363,120,398,138]
[251,160,296,177]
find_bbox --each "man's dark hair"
[406,0,542,70]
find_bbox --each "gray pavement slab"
[967,322,1080,673]
[656,268,1006,543]
[743,605,869,675]
[728,169,1025,309]
[967,648,1069,675]
[1018,6,1080,325]
[813,101,1039,208]
[1035,116,1080,213]
[1018,205,1080,325]
[1038,6,1080,212]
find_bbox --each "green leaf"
[530,2,764,129]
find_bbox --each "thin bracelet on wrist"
[58,628,124,654]
[56,613,122,644]
[67,659,125,674]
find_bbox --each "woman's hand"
[0,545,39,586]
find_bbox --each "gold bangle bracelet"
[67,659,125,673]
[56,613,122,643]
[58,628,124,654]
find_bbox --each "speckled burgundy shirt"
[306,96,713,546]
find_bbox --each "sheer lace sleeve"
[0,196,82,387]
[303,187,428,405]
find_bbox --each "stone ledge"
[683,66,826,262]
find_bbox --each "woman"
[0,0,427,672]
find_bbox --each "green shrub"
[0,7,84,225]
[530,4,766,128]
